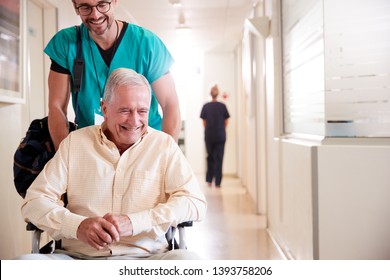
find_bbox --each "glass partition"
[282,0,325,136]
[282,0,390,137]
[324,0,390,137]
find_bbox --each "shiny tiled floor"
[185,175,285,260]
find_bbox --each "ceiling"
[116,0,258,54]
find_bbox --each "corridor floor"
[185,175,285,260]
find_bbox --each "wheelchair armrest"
[26,222,41,232]
[178,221,193,228]
[177,221,192,249]
[26,222,55,254]
[26,222,43,253]
[166,221,193,251]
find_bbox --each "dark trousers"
[205,140,226,186]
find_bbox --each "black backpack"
[13,25,83,198]
[13,118,76,197]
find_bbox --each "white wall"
[0,0,65,259]
[172,51,205,174]
[0,103,30,259]
[263,0,390,260]
[0,0,53,259]
[269,138,317,260]
[317,140,390,259]
[240,29,259,209]
[264,0,318,260]
[47,0,79,29]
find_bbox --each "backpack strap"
[72,25,84,127]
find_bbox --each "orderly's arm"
[152,73,181,142]
[48,70,72,151]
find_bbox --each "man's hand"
[77,217,120,250]
[103,213,133,237]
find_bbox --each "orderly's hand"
[103,213,133,237]
[77,217,120,250]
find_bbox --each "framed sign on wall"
[0,0,26,103]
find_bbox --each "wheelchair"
[27,221,193,254]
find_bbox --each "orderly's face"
[72,0,117,36]
[102,84,150,151]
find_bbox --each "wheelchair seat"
[27,221,193,254]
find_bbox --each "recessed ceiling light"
[169,0,182,7]
[176,25,192,35]
[176,12,192,34]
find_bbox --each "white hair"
[103,68,151,104]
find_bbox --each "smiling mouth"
[89,18,106,26]
[120,125,139,132]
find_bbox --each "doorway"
[24,0,57,126]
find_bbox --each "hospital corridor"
[186,175,284,260]
[1,0,390,262]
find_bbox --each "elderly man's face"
[102,84,150,152]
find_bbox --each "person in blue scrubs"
[45,0,181,150]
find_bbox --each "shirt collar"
[97,124,150,151]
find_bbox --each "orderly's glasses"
[73,1,112,16]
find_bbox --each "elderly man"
[17,68,206,260]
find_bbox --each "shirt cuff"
[61,213,87,239]
[128,210,152,236]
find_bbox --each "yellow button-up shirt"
[22,125,206,257]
